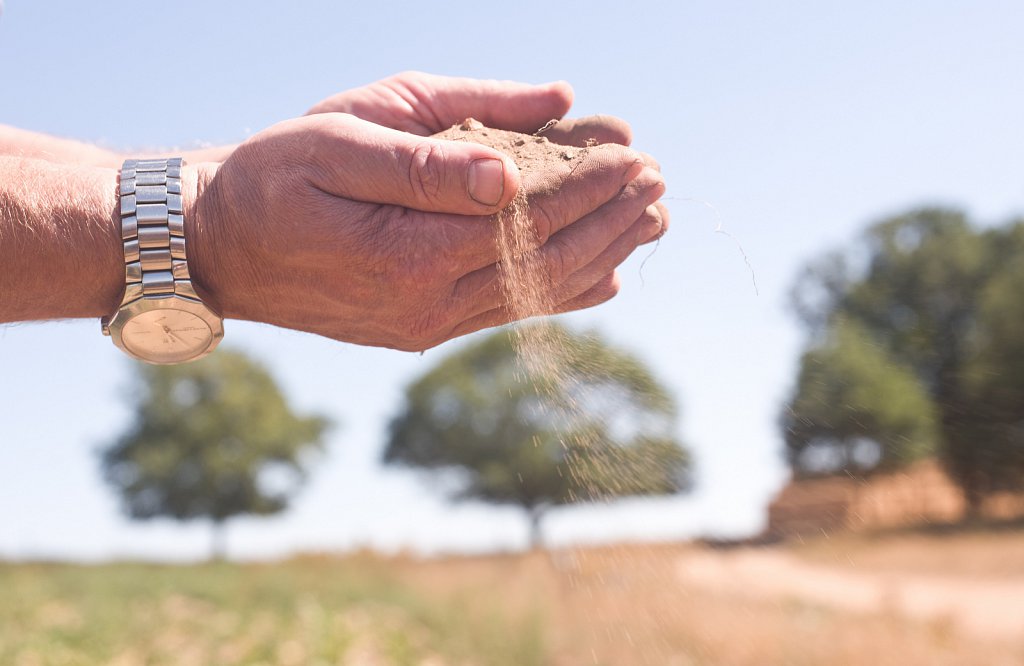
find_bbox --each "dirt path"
[676,548,1024,638]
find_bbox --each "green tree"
[782,317,938,476]
[384,324,691,548]
[959,223,1024,495]
[787,207,1024,514]
[101,350,330,558]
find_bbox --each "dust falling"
[494,194,668,505]
[490,146,700,662]
[494,189,687,662]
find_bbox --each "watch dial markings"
[120,309,214,363]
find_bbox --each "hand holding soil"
[0,71,665,346]
[181,74,666,351]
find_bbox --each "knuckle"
[402,307,451,352]
[598,274,622,300]
[544,238,578,284]
[640,206,663,238]
[657,207,671,236]
[406,141,446,206]
[526,198,557,246]
[391,70,427,85]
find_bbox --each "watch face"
[121,308,215,364]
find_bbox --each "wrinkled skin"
[186,72,669,351]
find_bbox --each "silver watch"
[102,158,224,364]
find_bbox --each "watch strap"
[117,157,203,307]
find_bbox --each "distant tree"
[786,207,1024,515]
[384,324,691,548]
[101,350,330,559]
[782,318,938,476]
[958,223,1024,496]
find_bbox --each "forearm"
[0,156,122,322]
[0,124,236,167]
[0,124,122,168]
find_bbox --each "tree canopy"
[101,349,330,557]
[782,317,937,476]
[785,207,1024,513]
[384,324,691,546]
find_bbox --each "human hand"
[306,70,669,248]
[306,71,636,149]
[185,112,666,351]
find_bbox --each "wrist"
[66,164,123,318]
[181,162,227,317]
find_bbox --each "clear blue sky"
[1,1,1022,560]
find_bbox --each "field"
[3,528,1024,666]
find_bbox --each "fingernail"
[469,158,505,206]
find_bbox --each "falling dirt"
[433,118,661,504]
[434,119,577,387]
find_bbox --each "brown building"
[767,459,1024,539]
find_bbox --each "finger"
[641,202,670,244]
[441,272,622,344]
[521,142,647,247]
[552,206,664,297]
[449,168,665,317]
[638,151,660,171]
[406,140,647,271]
[538,177,664,290]
[305,113,521,214]
[402,72,575,134]
[542,115,633,147]
[307,72,574,136]
[556,271,622,312]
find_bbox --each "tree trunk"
[527,506,545,550]
[211,519,227,561]
[961,475,985,523]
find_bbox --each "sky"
[1,1,1022,561]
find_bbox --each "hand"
[307,71,636,149]
[305,70,669,247]
[306,72,668,247]
[185,112,666,351]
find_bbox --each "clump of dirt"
[434,118,585,190]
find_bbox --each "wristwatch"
[102,157,224,364]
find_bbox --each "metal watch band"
[117,158,202,306]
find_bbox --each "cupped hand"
[183,72,639,169]
[185,112,666,351]
[306,71,636,148]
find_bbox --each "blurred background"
[2,1,1024,664]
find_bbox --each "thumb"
[308,113,520,214]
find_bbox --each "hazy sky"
[1,1,1022,560]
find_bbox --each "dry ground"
[3,529,1024,665]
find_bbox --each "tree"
[958,223,1024,495]
[101,349,330,559]
[384,324,691,548]
[782,317,938,476]
[786,207,1024,515]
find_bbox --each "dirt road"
[677,547,1024,638]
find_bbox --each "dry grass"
[2,533,1023,665]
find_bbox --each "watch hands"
[161,325,187,346]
